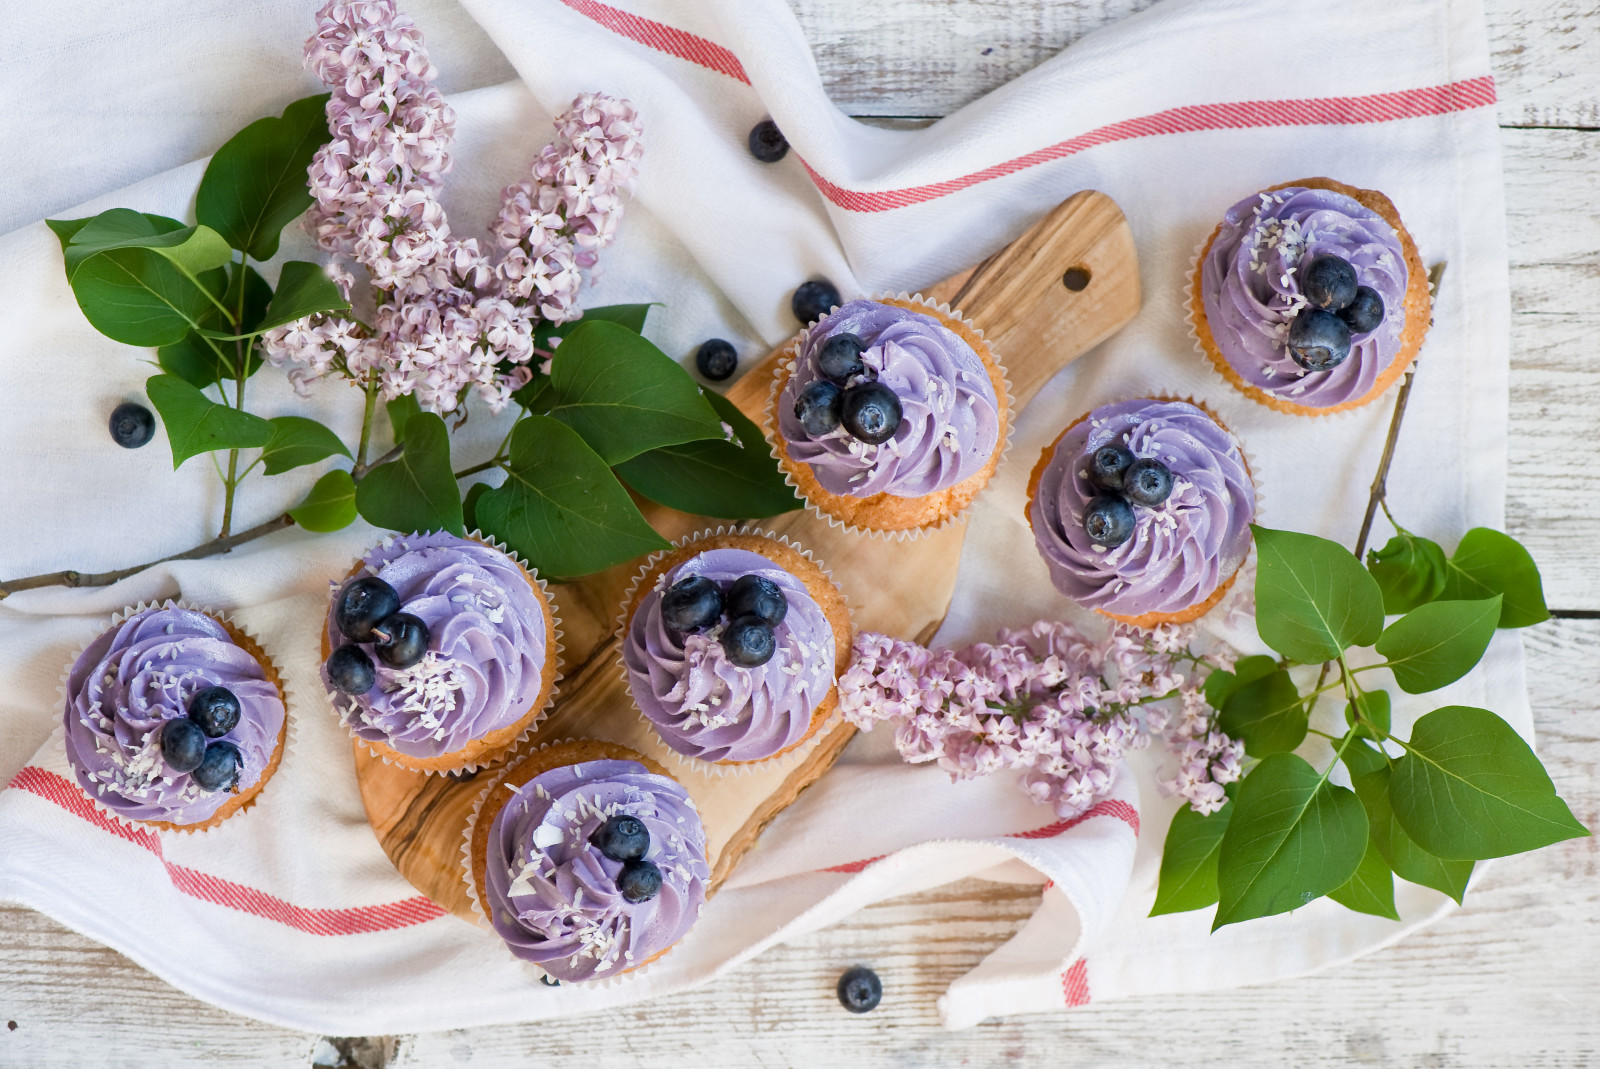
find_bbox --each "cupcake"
[620,530,850,766]
[1190,177,1430,415]
[61,603,286,831]
[1026,399,1256,628]
[467,739,710,982]
[770,295,1009,533]
[320,531,559,773]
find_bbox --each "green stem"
[220,448,238,539]
[453,458,505,480]
[355,377,378,470]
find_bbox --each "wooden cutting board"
[353,190,1141,924]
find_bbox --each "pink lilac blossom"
[839,620,1246,818]
[262,0,642,414]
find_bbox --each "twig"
[352,443,403,480]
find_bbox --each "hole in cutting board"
[1062,266,1092,291]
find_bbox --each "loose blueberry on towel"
[1122,458,1173,508]
[327,644,377,695]
[695,338,738,381]
[193,741,242,793]
[188,685,241,738]
[836,966,882,1013]
[722,615,777,667]
[593,815,651,862]
[727,574,788,627]
[618,859,663,903]
[795,380,844,436]
[109,401,156,449]
[336,576,402,643]
[840,381,902,445]
[817,333,866,384]
[748,119,790,163]
[161,718,208,774]
[1339,285,1386,334]
[661,576,725,633]
[1083,494,1135,549]
[792,279,842,325]
[1287,308,1353,371]
[539,975,561,987]
[372,612,430,669]
[1088,443,1136,491]
[1301,254,1358,311]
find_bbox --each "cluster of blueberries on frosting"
[589,813,665,904]
[659,572,791,669]
[158,686,246,793]
[1080,443,1176,549]
[324,577,432,695]
[792,333,905,446]
[1286,253,1387,372]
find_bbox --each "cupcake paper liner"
[614,525,852,780]
[763,291,1016,541]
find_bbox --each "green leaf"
[461,480,490,533]
[200,261,349,338]
[195,93,331,261]
[354,412,464,537]
[1150,793,1232,916]
[259,416,351,475]
[1252,526,1385,664]
[63,210,231,277]
[1440,528,1550,629]
[1390,706,1589,859]
[1374,597,1502,694]
[544,321,723,464]
[1344,689,1392,740]
[1218,669,1308,757]
[515,305,654,412]
[1340,736,1389,781]
[1328,830,1399,920]
[1214,752,1368,929]
[157,263,272,387]
[1202,654,1277,712]
[45,216,92,251]
[144,374,273,468]
[387,394,423,444]
[1367,530,1449,614]
[288,469,358,532]
[475,415,669,579]
[615,389,802,518]
[1354,766,1474,904]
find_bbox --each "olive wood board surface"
[352,189,1142,924]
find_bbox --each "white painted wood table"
[4,2,1597,1066]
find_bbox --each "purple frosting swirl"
[322,532,550,760]
[484,758,709,982]
[1029,400,1255,618]
[777,299,1001,498]
[1199,186,1410,407]
[623,547,836,763]
[61,607,284,826]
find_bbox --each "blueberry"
[539,975,561,987]
[1087,443,1135,490]
[695,338,738,381]
[794,380,844,437]
[160,718,207,774]
[721,614,776,667]
[591,815,650,862]
[747,119,789,163]
[792,279,841,325]
[109,402,156,449]
[193,741,242,793]
[726,574,788,627]
[617,859,663,903]
[840,382,902,445]
[372,612,429,669]
[836,966,882,1013]
[817,333,866,384]
[1082,493,1136,548]
[187,685,241,739]
[1301,254,1358,311]
[660,576,724,633]
[327,644,377,695]
[1338,285,1386,334]
[1287,307,1353,371]
[1122,458,1173,507]
[335,576,402,643]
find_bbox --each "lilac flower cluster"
[262,0,642,413]
[838,620,1245,818]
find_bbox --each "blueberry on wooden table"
[726,574,788,627]
[836,966,882,1013]
[1083,494,1135,548]
[721,615,777,667]
[327,644,377,695]
[795,380,844,436]
[618,859,663,903]
[695,338,738,381]
[187,685,240,738]
[1088,443,1135,490]
[1287,307,1352,371]
[1122,458,1173,507]
[660,576,724,633]
[1301,253,1357,311]
[817,333,866,384]
[193,741,242,793]
[748,119,789,163]
[792,278,841,325]
[592,814,650,862]
[335,576,401,643]
[1339,285,1386,334]
[108,401,155,449]
[841,381,902,445]
[160,718,207,774]
[372,612,430,669]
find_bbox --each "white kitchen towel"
[0,0,1516,1035]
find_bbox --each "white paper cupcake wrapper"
[613,525,852,780]
[762,291,1016,541]
[54,597,295,836]
[324,531,564,777]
